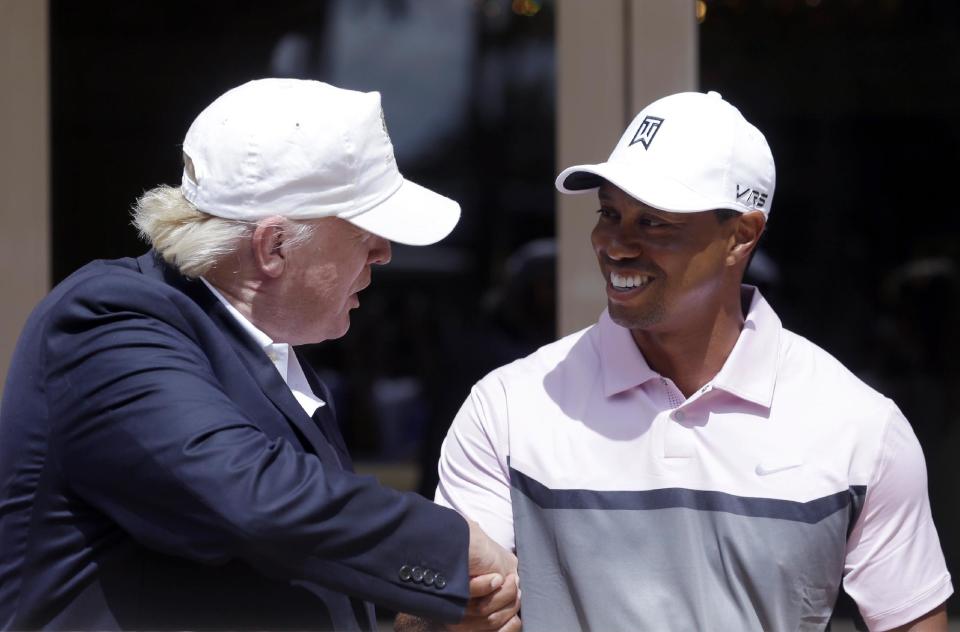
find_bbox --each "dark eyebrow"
[597,190,676,220]
[640,207,686,225]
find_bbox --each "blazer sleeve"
[42,272,469,623]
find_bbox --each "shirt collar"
[199,278,325,414]
[597,285,780,408]
[710,286,780,408]
[598,309,661,397]
[200,278,282,365]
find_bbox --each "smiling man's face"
[591,182,741,334]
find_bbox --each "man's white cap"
[181,78,460,246]
[556,91,775,216]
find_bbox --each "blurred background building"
[2,0,957,625]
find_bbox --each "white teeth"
[611,272,651,289]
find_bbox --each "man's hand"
[457,520,521,630]
[467,519,516,580]
[441,571,520,631]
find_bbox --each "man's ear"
[251,217,288,278]
[726,211,765,267]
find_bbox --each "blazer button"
[399,565,413,582]
[422,569,436,586]
[411,566,425,583]
[434,574,447,590]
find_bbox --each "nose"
[601,231,642,261]
[369,235,392,265]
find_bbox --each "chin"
[608,301,666,331]
[291,318,350,345]
[324,315,352,342]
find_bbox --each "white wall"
[556,0,697,335]
[0,0,49,396]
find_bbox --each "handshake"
[395,520,522,632]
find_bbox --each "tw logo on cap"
[629,116,664,149]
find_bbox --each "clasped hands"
[395,520,521,632]
[451,519,521,631]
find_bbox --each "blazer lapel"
[136,251,335,460]
[296,350,354,472]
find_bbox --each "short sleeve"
[843,406,953,631]
[435,379,515,551]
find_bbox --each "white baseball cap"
[556,91,775,216]
[181,78,460,246]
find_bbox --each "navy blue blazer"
[0,251,469,630]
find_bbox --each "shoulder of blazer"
[131,250,336,457]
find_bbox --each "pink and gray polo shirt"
[436,287,952,631]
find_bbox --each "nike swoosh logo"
[755,461,803,476]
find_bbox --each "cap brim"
[345,178,461,246]
[556,161,740,214]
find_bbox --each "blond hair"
[131,185,314,278]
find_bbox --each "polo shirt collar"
[597,285,780,408]
[598,309,661,397]
[710,286,780,408]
